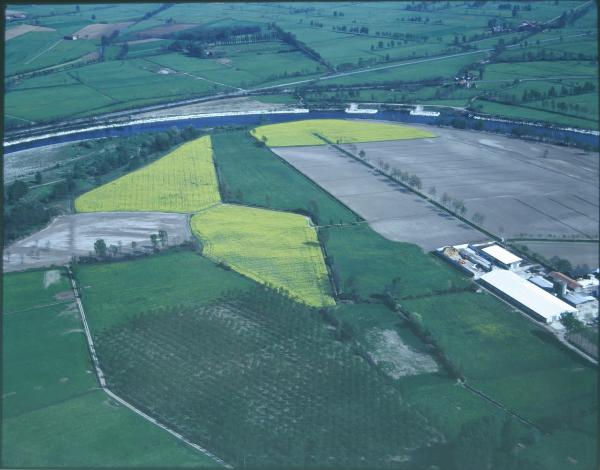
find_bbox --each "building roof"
[562,292,596,306]
[548,271,579,290]
[480,269,576,321]
[529,275,554,289]
[481,244,522,265]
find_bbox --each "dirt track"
[3,212,191,272]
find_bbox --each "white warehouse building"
[479,269,576,323]
[479,244,522,270]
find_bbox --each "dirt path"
[24,39,62,65]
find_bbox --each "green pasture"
[3,390,213,468]
[76,251,253,333]
[2,269,216,467]
[211,130,358,224]
[474,99,598,129]
[322,224,470,299]
[401,291,597,428]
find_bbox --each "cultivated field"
[76,251,254,333]
[75,136,220,213]
[3,212,191,272]
[343,125,599,240]
[191,204,334,307]
[2,269,214,467]
[74,22,134,40]
[94,289,439,467]
[211,131,358,225]
[521,240,599,269]
[5,24,55,41]
[272,144,485,250]
[251,119,435,147]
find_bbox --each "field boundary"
[66,267,233,468]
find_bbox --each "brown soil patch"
[74,22,133,40]
[6,24,55,41]
[136,23,197,38]
[128,38,164,45]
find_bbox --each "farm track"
[66,268,233,469]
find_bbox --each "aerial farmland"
[2,2,598,470]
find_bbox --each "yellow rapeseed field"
[250,119,435,146]
[191,204,335,307]
[75,136,220,213]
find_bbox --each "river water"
[3,109,598,153]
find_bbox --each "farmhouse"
[479,269,576,323]
[548,271,580,290]
[478,244,522,270]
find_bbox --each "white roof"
[481,244,522,265]
[481,269,576,320]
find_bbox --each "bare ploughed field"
[272,145,485,251]
[3,212,191,272]
[343,126,599,241]
[74,22,133,40]
[5,24,55,41]
[135,23,197,38]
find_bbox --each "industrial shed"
[479,269,576,323]
[479,244,522,270]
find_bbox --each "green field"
[211,130,357,224]
[5,1,598,131]
[76,251,254,333]
[251,119,435,146]
[5,31,96,76]
[2,269,217,467]
[75,135,220,213]
[322,224,470,299]
[191,204,334,307]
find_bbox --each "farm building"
[529,275,554,291]
[479,269,576,323]
[548,271,580,290]
[478,244,522,270]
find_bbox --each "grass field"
[211,130,358,224]
[76,250,254,333]
[400,291,597,451]
[75,135,220,213]
[5,32,97,76]
[2,269,216,467]
[191,204,334,307]
[322,224,470,299]
[251,119,435,146]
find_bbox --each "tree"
[560,312,584,332]
[91,13,96,20]
[131,240,137,251]
[158,229,168,247]
[441,192,451,206]
[7,180,29,203]
[358,149,366,159]
[472,212,485,225]
[428,186,437,197]
[34,172,42,185]
[94,239,107,257]
[150,233,159,250]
